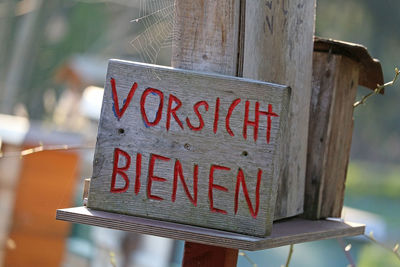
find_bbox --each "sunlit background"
[0,0,399,266]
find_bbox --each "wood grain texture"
[304,52,359,219]
[242,0,316,219]
[171,2,242,262]
[56,206,365,251]
[87,60,290,236]
[314,37,384,91]
[182,243,238,267]
[172,0,241,76]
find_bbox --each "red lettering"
[110,148,131,193]
[140,88,164,127]
[234,168,262,219]
[208,165,230,214]
[243,101,260,141]
[111,78,138,120]
[225,98,241,136]
[266,104,279,143]
[186,101,209,131]
[135,153,142,195]
[213,97,220,134]
[243,101,278,143]
[166,94,183,131]
[172,160,198,206]
[147,154,170,201]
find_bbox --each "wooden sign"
[87,59,290,237]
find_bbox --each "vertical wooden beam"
[172,0,241,265]
[242,0,316,219]
[304,52,359,219]
[182,243,238,267]
[172,0,241,76]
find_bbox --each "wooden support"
[182,243,238,267]
[56,206,365,251]
[172,0,242,264]
[242,0,316,219]
[304,38,384,219]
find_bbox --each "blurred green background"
[0,0,399,266]
[1,0,399,161]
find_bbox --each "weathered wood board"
[87,59,290,236]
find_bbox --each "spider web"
[130,0,176,66]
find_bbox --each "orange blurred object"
[4,149,79,267]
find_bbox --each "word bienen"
[110,148,263,218]
[111,78,279,143]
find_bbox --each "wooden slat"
[56,207,365,251]
[172,0,241,76]
[242,0,316,219]
[319,55,359,218]
[304,52,359,219]
[313,37,384,91]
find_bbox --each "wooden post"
[304,38,383,219]
[173,0,315,265]
[172,0,241,76]
[182,243,238,267]
[171,0,244,267]
[242,0,316,219]
[172,0,242,265]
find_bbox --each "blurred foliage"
[358,244,400,267]
[26,2,109,118]
[346,161,400,199]
[0,0,140,119]
[0,0,399,163]
[0,1,398,266]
